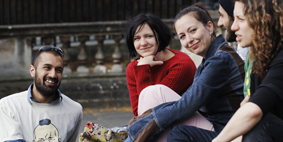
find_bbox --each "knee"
[139,85,156,99]
[140,85,169,98]
[143,84,169,91]
[154,84,170,89]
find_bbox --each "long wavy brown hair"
[235,0,283,78]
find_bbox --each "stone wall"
[0,73,130,109]
[60,74,129,108]
[0,38,32,79]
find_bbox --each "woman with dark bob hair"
[125,4,245,142]
[125,13,197,118]
[126,13,171,58]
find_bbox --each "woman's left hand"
[137,55,163,67]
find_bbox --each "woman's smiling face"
[175,13,213,58]
[133,23,158,57]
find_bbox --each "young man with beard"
[218,0,251,98]
[0,46,83,142]
[218,0,250,62]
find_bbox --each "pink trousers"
[138,85,214,142]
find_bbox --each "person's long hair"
[236,0,283,78]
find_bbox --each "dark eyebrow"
[133,35,139,38]
[178,26,193,36]
[56,67,64,71]
[43,63,52,67]
[177,32,183,36]
[144,33,154,36]
[43,63,63,70]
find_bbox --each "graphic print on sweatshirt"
[33,119,61,142]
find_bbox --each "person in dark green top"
[243,51,253,97]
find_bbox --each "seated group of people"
[1,0,283,141]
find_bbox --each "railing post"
[111,35,123,72]
[94,35,106,73]
[60,35,72,74]
[77,35,89,73]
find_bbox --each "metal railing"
[0,0,220,25]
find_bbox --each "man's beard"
[34,71,60,97]
[226,29,237,42]
[226,20,237,42]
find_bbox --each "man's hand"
[137,55,163,67]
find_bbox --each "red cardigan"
[126,49,197,116]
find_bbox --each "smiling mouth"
[46,79,55,84]
[190,42,199,49]
[44,77,57,86]
[141,47,151,51]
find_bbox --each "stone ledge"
[0,74,130,109]
[0,72,126,83]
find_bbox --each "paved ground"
[78,107,134,139]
